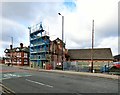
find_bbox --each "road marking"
[0,77,11,80]
[0,70,26,73]
[0,83,15,94]
[25,79,53,88]
[24,75,32,77]
[0,73,32,80]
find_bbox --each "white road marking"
[25,79,53,88]
[24,75,32,77]
[0,77,11,80]
[0,74,32,80]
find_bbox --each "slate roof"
[4,47,29,53]
[53,38,65,45]
[114,54,120,59]
[68,48,113,60]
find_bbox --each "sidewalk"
[2,64,119,80]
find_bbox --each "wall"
[67,60,113,72]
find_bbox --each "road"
[0,65,119,94]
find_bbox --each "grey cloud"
[96,19,118,38]
[2,2,35,25]
[1,18,29,50]
[95,22,118,47]
[2,2,64,26]
[1,1,66,52]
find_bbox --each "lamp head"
[58,13,61,15]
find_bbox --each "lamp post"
[10,37,13,66]
[11,37,13,47]
[58,13,64,70]
[28,27,31,68]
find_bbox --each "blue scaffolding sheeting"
[29,22,50,68]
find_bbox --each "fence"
[63,62,90,72]
[63,61,113,72]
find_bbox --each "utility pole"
[91,20,94,73]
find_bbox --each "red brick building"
[0,57,5,64]
[50,38,67,69]
[4,43,29,66]
[67,48,113,71]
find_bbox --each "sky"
[0,0,119,57]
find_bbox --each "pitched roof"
[114,54,120,59]
[4,47,29,53]
[68,48,113,60]
[53,38,65,45]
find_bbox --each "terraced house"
[4,43,29,66]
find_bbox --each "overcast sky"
[0,0,119,56]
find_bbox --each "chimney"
[20,43,23,48]
[10,45,12,50]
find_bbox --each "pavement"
[1,64,119,80]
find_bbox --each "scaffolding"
[29,22,50,68]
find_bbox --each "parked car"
[101,62,120,73]
[113,62,120,68]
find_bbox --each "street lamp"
[58,13,64,70]
[28,27,31,68]
[9,36,13,66]
[11,37,13,47]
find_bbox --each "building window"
[24,59,27,62]
[24,53,27,58]
[19,59,21,62]
[17,53,21,57]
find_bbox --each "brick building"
[0,57,5,64]
[4,43,29,66]
[50,38,67,69]
[67,48,113,71]
[29,23,67,69]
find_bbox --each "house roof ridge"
[68,48,113,60]
[68,48,111,50]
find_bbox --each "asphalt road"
[0,65,119,94]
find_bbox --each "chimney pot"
[10,45,12,50]
[20,43,23,48]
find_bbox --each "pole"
[91,20,94,73]
[11,37,13,47]
[62,16,64,70]
[58,13,64,70]
[11,37,13,66]
[28,27,31,68]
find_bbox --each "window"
[24,59,28,62]
[19,59,21,62]
[17,53,21,57]
[24,53,27,58]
